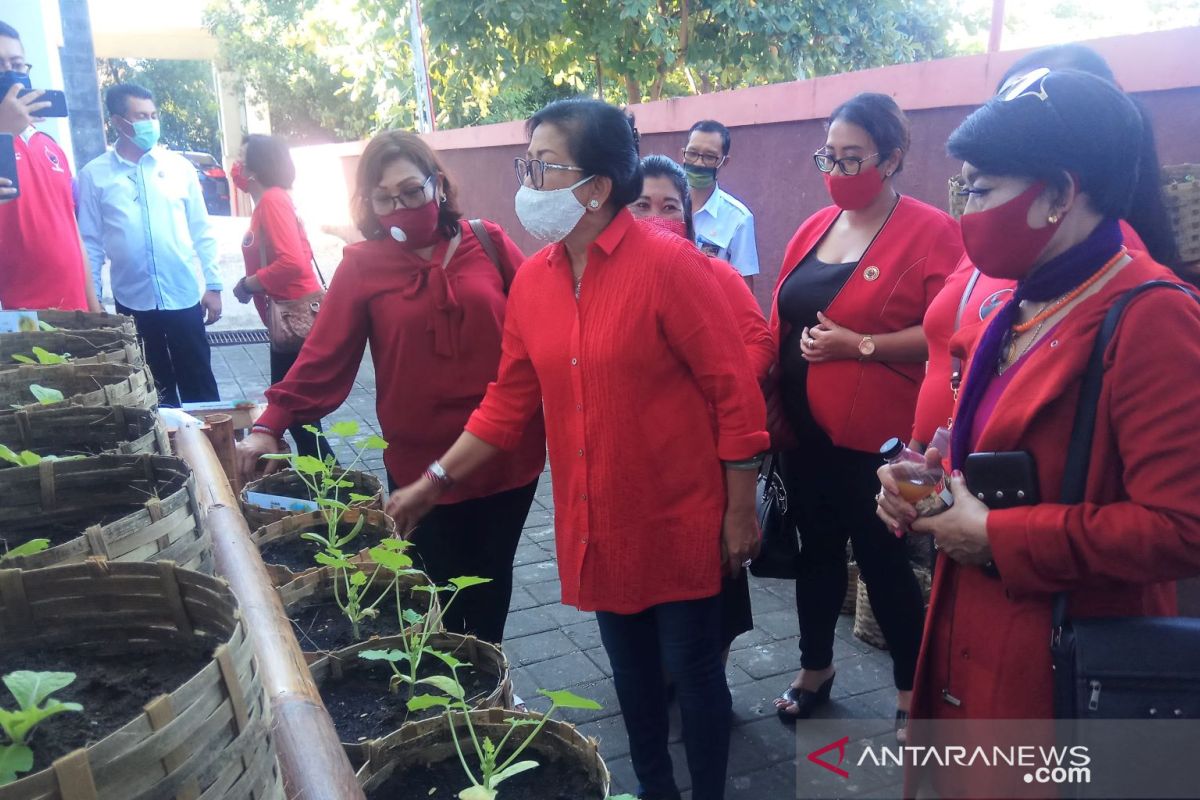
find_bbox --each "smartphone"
[17,88,69,117]
[0,134,17,200]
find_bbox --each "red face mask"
[378,199,441,249]
[641,215,688,240]
[230,161,252,193]
[960,181,1062,280]
[823,166,884,211]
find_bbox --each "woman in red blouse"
[236,131,546,645]
[229,134,327,458]
[388,99,768,800]
[768,94,962,732]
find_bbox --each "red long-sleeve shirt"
[709,256,774,384]
[466,210,768,614]
[240,187,322,325]
[257,219,546,503]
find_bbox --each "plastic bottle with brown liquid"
[879,427,953,517]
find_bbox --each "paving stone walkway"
[212,343,896,800]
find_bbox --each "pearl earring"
[588,199,600,209]
[1048,213,1060,224]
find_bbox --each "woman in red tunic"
[388,99,767,800]
[877,70,1200,798]
[236,131,546,645]
[228,134,327,459]
[768,94,961,732]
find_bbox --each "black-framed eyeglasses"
[514,158,586,190]
[998,66,1051,102]
[813,150,880,176]
[0,59,31,74]
[370,174,435,211]
[681,148,726,168]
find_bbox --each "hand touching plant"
[0,671,83,785]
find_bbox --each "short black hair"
[527,98,643,209]
[640,154,695,240]
[828,93,911,174]
[0,21,20,41]
[243,134,296,190]
[948,69,1143,221]
[994,45,1179,267]
[687,120,731,155]
[105,83,154,118]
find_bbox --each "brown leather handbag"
[257,213,326,354]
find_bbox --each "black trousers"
[389,475,538,644]
[780,438,925,690]
[269,348,326,461]
[117,301,218,407]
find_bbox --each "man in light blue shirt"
[682,119,760,288]
[78,83,221,406]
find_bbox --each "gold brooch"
[863,266,880,281]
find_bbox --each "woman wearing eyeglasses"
[877,68,1200,797]
[236,130,546,645]
[768,93,962,732]
[387,99,768,800]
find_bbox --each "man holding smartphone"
[0,20,100,312]
[78,83,222,406]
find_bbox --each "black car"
[181,151,231,216]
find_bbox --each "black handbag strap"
[1052,279,1200,629]
[468,219,509,294]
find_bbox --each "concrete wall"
[57,0,105,167]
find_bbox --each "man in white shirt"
[682,119,760,288]
[78,83,221,406]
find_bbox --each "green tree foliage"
[98,58,223,156]
[204,0,973,142]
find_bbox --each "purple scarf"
[950,218,1123,470]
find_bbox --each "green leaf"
[608,795,640,800]
[358,649,406,663]
[348,493,373,503]
[449,576,492,591]
[302,424,320,434]
[292,455,326,475]
[0,444,22,466]
[348,570,368,587]
[299,532,328,546]
[406,694,450,712]
[458,787,497,800]
[359,434,388,451]
[10,354,35,365]
[328,420,360,437]
[540,688,602,710]
[1,539,50,561]
[417,675,465,700]
[427,649,467,671]
[401,608,425,626]
[36,321,56,332]
[367,546,412,572]
[29,385,64,405]
[261,453,293,460]
[31,347,69,365]
[5,671,76,710]
[16,451,41,466]
[490,759,540,786]
[314,552,352,569]
[0,742,33,785]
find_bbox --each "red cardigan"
[769,195,962,452]
[257,219,546,504]
[710,256,775,385]
[914,253,1200,726]
[466,210,769,614]
[240,187,322,325]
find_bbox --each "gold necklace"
[997,318,1046,375]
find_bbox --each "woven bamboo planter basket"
[0,454,210,574]
[277,564,439,660]
[841,562,860,615]
[240,468,384,530]
[0,363,155,412]
[310,632,512,765]
[0,329,142,371]
[356,708,610,798]
[948,174,967,219]
[5,309,136,337]
[853,566,933,650]
[0,560,282,800]
[1163,164,1200,264]
[250,507,396,586]
[0,406,168,463]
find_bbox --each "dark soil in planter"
[259,519,387,576]
[0,638,216,774]
[366,746,605,800]
[322,655,496,744]
[289,585,432,653]
[6,505,151,549]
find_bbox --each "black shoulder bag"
[1052,280,1200,720]
[750,452,800,579]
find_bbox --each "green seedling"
[359,575,493,701]
[35,321,56,332]
[0,538,49,562]
[0,445,85,469]
[0,671,82,785]
[10,385,65,409]
[407,669,601,800]
[313,536,416,642]
[10,348,70,366]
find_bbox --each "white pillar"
[7,0,75,169]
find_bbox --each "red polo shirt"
[0,131,89,310]
[466,210,768,614]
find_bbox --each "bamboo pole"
[203,413,239,493]
[172,418,365,800]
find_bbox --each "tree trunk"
[625,74,641,104]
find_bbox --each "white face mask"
[514,175,594,242]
